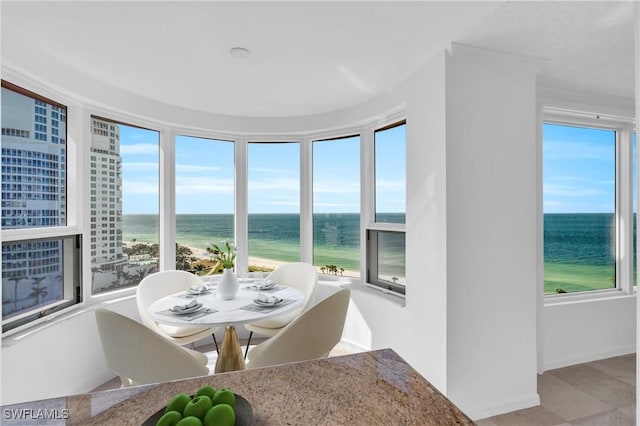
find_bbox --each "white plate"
[170,303,203,314]
[253,298,283,307]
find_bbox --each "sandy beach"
[124,241,289,272]
[123,240,361,278]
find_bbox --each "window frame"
[311,133,362,278]
[542,107,637,302]
[1,80,83,333]
[88,114,162,295]
[364,117,407,296]
[1,232,82,333]
[366,229,406,295]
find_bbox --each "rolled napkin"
[252,280,276,290]
[189,284,209,293]
[173,299,199,311]
[256,293,282,305]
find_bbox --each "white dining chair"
[136,270,219,350]
[243,262,318,356]
[94,308,209,387]
[247,287,350,369]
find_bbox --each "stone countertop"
[1,349,475,425]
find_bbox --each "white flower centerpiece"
[208,240,239,300]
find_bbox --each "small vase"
[218,268,239,300]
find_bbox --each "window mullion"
[235,138,248,274]
[361,128,374,280]
[159,129,176,271]
[617,127,634,293]
[300,137,313,264]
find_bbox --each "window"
[248,142,300,268]
[1,81,80,332]
[543,119,635,295]
[367,230,406,294]
[2,235,81,331]
[90,116,159,294]
[367,121,406,295]
[313,135,360,277]
[175,135,234,273]
[374,121,406,224]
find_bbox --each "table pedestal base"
[214,325,246,373]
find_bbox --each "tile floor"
[477,354,636,426]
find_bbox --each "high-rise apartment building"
[1,87,67,316]
[90,117,123,270]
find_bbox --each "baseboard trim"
[543,345,636,372]
[470,393,541,421]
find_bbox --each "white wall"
[543,297,636,370]
[443,45,541,418]
[404,50,449,392]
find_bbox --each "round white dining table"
[149,280,304,373]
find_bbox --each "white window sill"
[317,274,406,307]
[544,287,636,307]
[2,289,137,345]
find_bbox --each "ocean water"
[543,213,629,293]
[123,213,622,291]
[122,213,405,274]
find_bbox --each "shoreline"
[123,240,361,278]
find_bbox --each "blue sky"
[120,126,406,214]
[543,123,631,214]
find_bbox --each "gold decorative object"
[214,326,246,373]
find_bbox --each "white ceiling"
[1,1,635,118]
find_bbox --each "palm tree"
[132,268,149,285]
[7,276,25,313]
[28,276,48,306]
[115,268,130,288]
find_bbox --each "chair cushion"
[250,307,301,329]
[158,323,211,338]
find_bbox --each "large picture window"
[1,81,80,332]
[90,116,159,294]
[247,142,300,270]
[312,135,360,277]
[543,122,618,294]
[175,135,235,273]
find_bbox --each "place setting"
[246,279,285,292]
[178,283,216,299]
[240,293,295,313]
[156,299,218,321]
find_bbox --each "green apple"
[211,388,235,408]
[183,395,213,420]
[165,393,191,415]
[156,410,182,426]
[195,385,216,401]
[203,404,235,426]
[176,417,203,426]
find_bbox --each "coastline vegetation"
[122,242,275,276]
